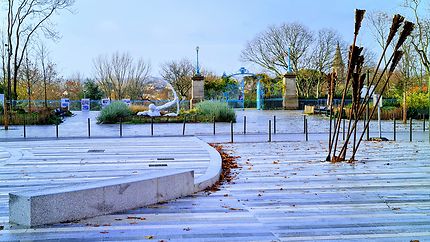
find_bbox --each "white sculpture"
[137,78,180,117]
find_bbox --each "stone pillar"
[191,74,205,109]
[282,73,299,110]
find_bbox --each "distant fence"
[6,98,399,111]
[11,100,191,112]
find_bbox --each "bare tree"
[367,11,392,66]
[160,59,194,99]
[398,38,420,122]
[404,0,430,74]
[20,50,40,111]
[125,59,151,100]
[93,52,151,100]
[38,43,57,108]
[310,29,342,98]
[2,0,74,128]
[241,22,314,76]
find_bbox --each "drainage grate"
[88,149,105,153]
[157,158,174,161]
[149,164,168,167]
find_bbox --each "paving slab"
[1,138,428,241]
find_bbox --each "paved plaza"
[0,110,429,241]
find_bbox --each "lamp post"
[196,46,200,76]
[191,46,204,108]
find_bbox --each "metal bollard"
[410,117,413,142]
[182,118,186,136]
[56,123,59,138]
[23,115,26,138]
[119,118,123,137]
[87,118,91,138]
[305,118,309,141]
[366,103,370,141]
[268,120,272,142]
[303,115,306,134]
[230,121,234,143]
[423,114,426,132]
[213,116,216,135]
[342,118,346,141]
[274,115,277,134]
[243,116,247,134]
[151,117,154,136]
[393,117,396,141]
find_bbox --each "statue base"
[191,74,205,109]
[283,73,299,110]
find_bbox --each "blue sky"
[48,0,406,78]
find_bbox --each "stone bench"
[9,170,194,227]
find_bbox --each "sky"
[46,0,408,79]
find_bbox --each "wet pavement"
[1,110,428,143]
[0,110,429,241]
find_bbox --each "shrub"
[97,101,132,124]
[407,91,429,118]
[195,101,236,122]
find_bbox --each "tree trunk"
[27,81,32,112]
[403,91,407,124]
[44,79,48,109]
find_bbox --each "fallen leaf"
[183,227,191,231]
[102,223,111,226]
[145,235,154,239]
[229,207,244,211]
[100,231,109,234]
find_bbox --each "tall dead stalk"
[327,10,414,162]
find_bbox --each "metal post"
[303,115,306,134]
[423,114,425,132]
[393,116,396,141]
[56,123,59,138]
[182,118,186,136]
[230,121,234,143]
[378,103,382,138]
[243,116,246,134]
[366,70,370,141]
[305,118,308,141]
[342,118,345,141]
[119,118,123,137]
[23,115,26,138]
[268,120,272,142]
[410,117,413,142]
[213,116,216,135]
[366,103,370,141]
[87,118,91,138]
[273,115,276,134]
[151,117,154,136]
